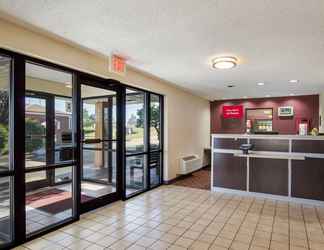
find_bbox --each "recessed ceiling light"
[290,93,295,96]
[257,82,265,86]
[289,79,299,83]
[212,56,237,69]
[243,96,248,99]
[265,94,271,97]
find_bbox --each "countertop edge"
[211,134,324,140]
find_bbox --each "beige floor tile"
[235,233,253,244]
[127,244,146,250]
[95,236,118,247]
[168,245,187,250]
[149,240,171,250]
[198,233,216,243]
[209,244,228,250]
[218,230,236,240]
[251,237,270,248]
[177,221,193,229]
[43,231,71,243]
[271,232,289,243]
[67,239,92,250]
[56,235,79,247]
[108,239,133,250]
[249,245,268,250]
[290,237,308,248]
[145,229,165,239]
[309,241,324,250]
[156,223,174,232]
[85,244,106,250]
[123,232,143,242]
[270,241,289,250]
[169,226,187,236]
[159,233,179,244]
[136,236,157,247]
[24,238,56,250]
[13,186,324,250]
[189,240,210,250]
[230,240,250,250]
[213,236,232,248]
[174,237,194,248]
[182,230,201,240]
[84,232,106,243]
[289,246,308,250]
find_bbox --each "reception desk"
[212,134,324,204]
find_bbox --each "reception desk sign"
[278,106,294,117]
[223,105,243,119]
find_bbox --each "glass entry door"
[80,79,122,212]
[25,95,48,188]
[25,62,75,236]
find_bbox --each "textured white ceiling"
[0,0,324,100]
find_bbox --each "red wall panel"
[210,95,319,134]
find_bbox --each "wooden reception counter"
[212,134,324,204]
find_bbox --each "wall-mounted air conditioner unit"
[179,155,202,175]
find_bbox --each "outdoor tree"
[0,90,9,125]
[136,104,160,141]
[83,109,95,128]
[25,118,45,153]
[82,109,96,137]
[0,124,8,154]
[0,90,9,154]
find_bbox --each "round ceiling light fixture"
[212,56,238,69]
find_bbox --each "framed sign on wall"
[222,105,243,119]
[278,106,294,117]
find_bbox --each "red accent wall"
[210,95,319,134]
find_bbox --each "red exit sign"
[223,105,243,119]
[110,54,126,75]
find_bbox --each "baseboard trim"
[212,187,324,207]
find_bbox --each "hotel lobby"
[0,1,324,250]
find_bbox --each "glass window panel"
[82,102,96,140]
[126,90,145,154]
[0,176,12,244]
[25,170,47,183]
[26,168,73,234]
[81,84,117,202]
[25,63,74,235]
[25,97,47,169]
[150,94,161,150]
[26,63,72,96]
[126,154,147,196]
[25,62,74,168]
[0,56,11,171]
[81,142,117,202]
[55,167,72,183]
[150,152,161,187]
[103,97,117,141]
[55,97,73,163]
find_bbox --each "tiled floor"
[15,185,324,250]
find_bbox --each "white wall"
[0,18,210,181]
